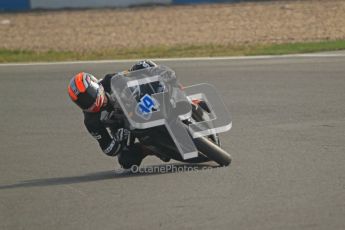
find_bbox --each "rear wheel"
[193,136,231,166]
[138,101,232,166]
[190,101,231,166]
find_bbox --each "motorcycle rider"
[67,60,158,169]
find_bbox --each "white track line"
[0,53,345,67]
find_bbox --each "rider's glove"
[115,128,130,143]
[104,128,130,156]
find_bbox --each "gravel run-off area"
[0,0,345,52]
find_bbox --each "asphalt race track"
[1,54,345,230]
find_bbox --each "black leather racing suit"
[83,69,174,168]
[83,73,144,168]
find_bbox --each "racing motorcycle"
[110,66,232,166]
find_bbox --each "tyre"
[190,101,231,166]
[193,136,231,166]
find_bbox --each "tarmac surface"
[1,54,345,230]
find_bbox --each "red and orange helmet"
[68,72,105,113]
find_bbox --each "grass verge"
[1,40,345,63]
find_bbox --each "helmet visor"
[83,85,105,113]
[74,80,99,110]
